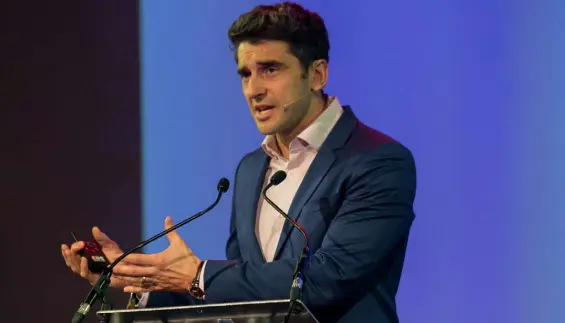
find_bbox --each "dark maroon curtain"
[1,1,141,322]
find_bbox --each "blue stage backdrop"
[140,1,564,322]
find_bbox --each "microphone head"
[270,170,287,185]
[217,178,230,193]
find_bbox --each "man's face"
[237,40,312,136]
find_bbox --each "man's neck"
[275,96,328,159]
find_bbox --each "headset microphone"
[283,90,311,112]
[283,96,301,112]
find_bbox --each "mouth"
[254,105,276,121]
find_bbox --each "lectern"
[96,299,320,323]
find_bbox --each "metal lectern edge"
[96,299,320,323]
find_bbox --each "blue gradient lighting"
[141,1,565,321]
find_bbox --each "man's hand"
[112,216,202,294]
[61,227,130,288]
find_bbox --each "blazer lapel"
[273,106,358,259]
[241,151,270,262]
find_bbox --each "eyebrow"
[237,60,285,75]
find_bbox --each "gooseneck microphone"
[261,170,310,323]
[71,178,230,323]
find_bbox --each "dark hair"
[228,1,330,74]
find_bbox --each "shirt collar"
[261,96,344,159]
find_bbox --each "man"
[62,2,416,322]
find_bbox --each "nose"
[245,74,267,103]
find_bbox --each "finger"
[124,286,154,294]
[80,257,89,278]
[112,274,140,285]
[64,248,81,273]
[123,276,162,293]
[70,241,85,254]
[114,273,166,287]
[92,226,114,248]
[113,264,159,277]
[122,253,160,266]
[62,243,74,257]
[61,244,71,266]
[164,216,182,245]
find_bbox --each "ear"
[309,59,329,92]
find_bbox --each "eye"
[265,67,277,73]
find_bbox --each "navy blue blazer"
[147,106,416,322]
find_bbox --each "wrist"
[188,260,205,299]
[195,259,203,278]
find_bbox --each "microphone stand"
[97,294,113,323]
[72,178,230,323]
[287,245,310,322]
[262,178,310,323]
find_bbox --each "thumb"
[164,216,182,245]
[92,226,115,248]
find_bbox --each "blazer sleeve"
[224,157,244,262]
[202,143,416,309]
